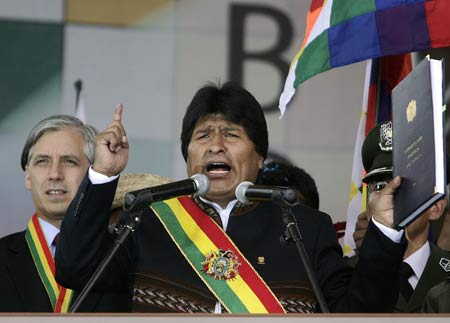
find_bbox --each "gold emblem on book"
[406,100,416,123]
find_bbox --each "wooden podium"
[1,314,450,323]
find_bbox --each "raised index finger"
[114,103,123,122]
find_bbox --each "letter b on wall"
[228,4,293,112]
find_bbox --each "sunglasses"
[367,180,389,194]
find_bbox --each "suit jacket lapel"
[7,231,52,311]
[6,229,103,312]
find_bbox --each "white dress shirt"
[403,241,430,289]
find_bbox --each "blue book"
[392,56,446,230]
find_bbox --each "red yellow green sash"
[25,214,73,312]
[151,197,285,313]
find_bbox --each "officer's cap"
[361,121,393,184]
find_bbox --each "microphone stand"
[69,209,143,313]
[273,190,330,313]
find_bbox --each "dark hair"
[180,81,268,161]
[21,115,98,171]
[257,161,320,209]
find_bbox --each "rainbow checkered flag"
[279,0,450,116]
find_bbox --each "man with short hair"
[256,161,320,210]
[0,115,130,312]
[56,82,406,313]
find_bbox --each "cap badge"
[202,249,241,280]
[379,121,393,152]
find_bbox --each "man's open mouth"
[206,162,231,174]
[46,189,67,195]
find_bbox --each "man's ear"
[430,198,447,221]
[25,166,31,191]
[258,156,264,170]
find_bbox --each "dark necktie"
[52,233,60,248]
[51,233,60,258]
[399,262,414,302]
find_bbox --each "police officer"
[353,121,450,313]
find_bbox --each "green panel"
[0,20,63,125]
[330,0,376,26]
[295,31,330,87]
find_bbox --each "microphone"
[235,181,298,205]
[124,174,209,210]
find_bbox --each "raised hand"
[368,176,401,229]
[92,104,129,176]
[353,210,370,249]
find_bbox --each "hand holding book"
[368,176,402,229]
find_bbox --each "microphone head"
[282,188,298,204]
[190,173,210,196]
[235,181,253,204]
[74,79,82,91]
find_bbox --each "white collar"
[199,197,238,231]
[404,241,430,288]
[37,217,60,251]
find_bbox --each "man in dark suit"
[352,121,450,312]
[0,115,130,312]
[56,82,406,313]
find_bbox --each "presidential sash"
[25,214,73,312]
[151,197,285,313]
